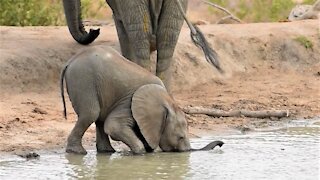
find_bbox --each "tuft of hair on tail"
[190,25,223,73]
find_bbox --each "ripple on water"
[0,123,319,180]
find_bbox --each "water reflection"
[0,120,319,180]
[65,152,191,179]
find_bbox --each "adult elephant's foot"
[156,70,172,92]
[66,144,87,154]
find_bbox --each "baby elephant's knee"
[104,120,121,141]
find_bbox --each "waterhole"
[1,120,319,180]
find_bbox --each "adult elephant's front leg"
[156,0,187,90]
[115,0,153,71]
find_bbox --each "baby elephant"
[61,46,223,154]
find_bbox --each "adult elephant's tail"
[174,0,223,72]
[62,0,100,44]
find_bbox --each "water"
[0,120,319,180]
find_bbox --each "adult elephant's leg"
[113,16,136,61]
[156,0,187,90]
[116,0,152,71]
[95,121,115,153]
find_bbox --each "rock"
[288,0,320,21]
[16,152,40,159]
[33,107,48,115]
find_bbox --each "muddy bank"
[0,20,319,153]
[1,20,319,93]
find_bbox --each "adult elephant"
[60,45,223,154]
[62,0,221,88]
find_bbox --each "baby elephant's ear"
[131,84,170,150]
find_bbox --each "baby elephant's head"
[131,84,191,152]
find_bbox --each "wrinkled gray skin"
[62,0,188,89]
[60,46,223,154]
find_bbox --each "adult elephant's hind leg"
[114,17,136,61]
[95,121,115,153]
[156,0,186,90]
[115,0,152,71]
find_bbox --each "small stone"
[33,107,48,115]
[16,152,40,159]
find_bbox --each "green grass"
[0,0,108,26]
[0,0,318,26]
[0,0,64,26]
[209,0,317,22]
[294,36,313,49]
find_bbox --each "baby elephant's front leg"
[104,119,146,154]
[95,121,115,153]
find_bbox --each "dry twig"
[183,106,289,118]
[201,0,243,23]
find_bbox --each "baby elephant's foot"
[96,142,116,154]
[97,149,116,154]
[66,144,87,155]
[131,146,147,155]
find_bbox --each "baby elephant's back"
[66,46,163,102]
[91,46,162,90]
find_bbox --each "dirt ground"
[0,20,319,153]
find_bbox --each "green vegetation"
[209,0,317,22]
[81,0,107,20]
[0,0,64,26]
[0,0,318,26]
[294,36,313,49]
[0,0,108,26]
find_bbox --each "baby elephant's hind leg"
[66,96,100,154]
[66,112,99,154]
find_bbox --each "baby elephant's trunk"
[190,140,224,151]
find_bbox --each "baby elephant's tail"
[60,64,69,119]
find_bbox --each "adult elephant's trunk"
[62,0,100,45]
[190,140,224,151]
